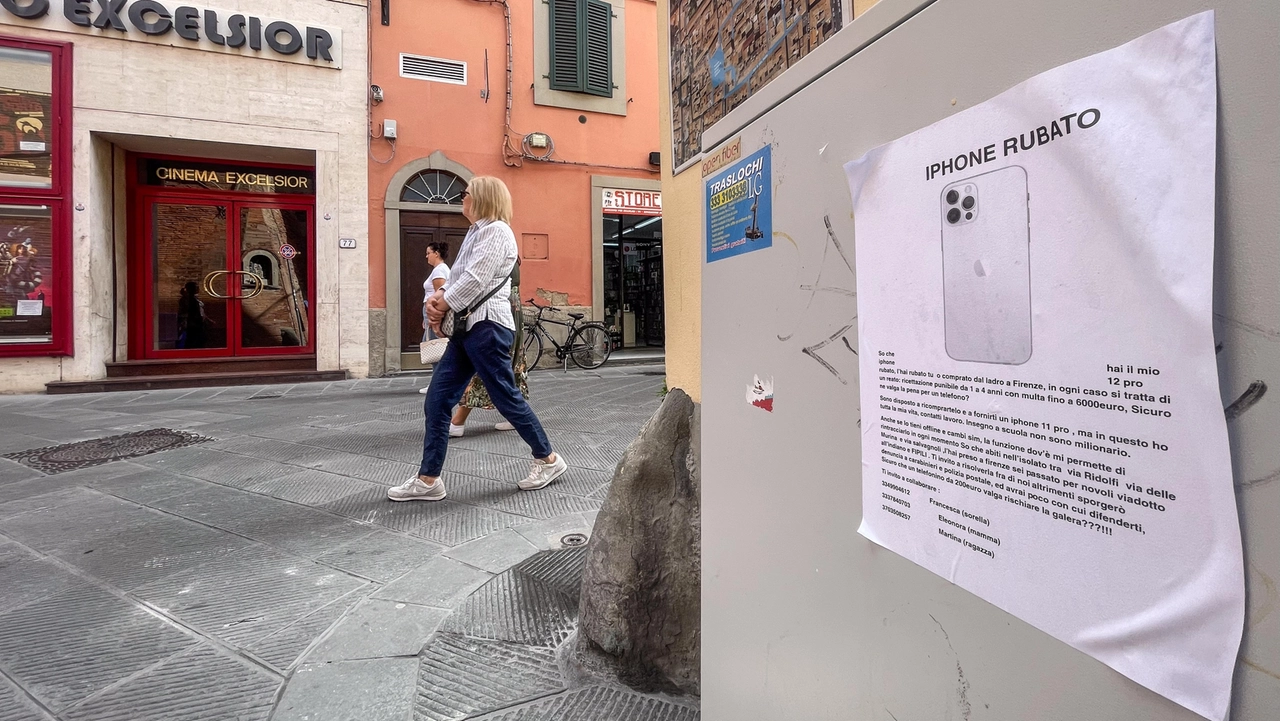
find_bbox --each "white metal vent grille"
[400,53,467,85]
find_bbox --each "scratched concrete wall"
[699,0,1279,718]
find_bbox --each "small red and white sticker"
[746,375,774,412]
[279,244,297,259]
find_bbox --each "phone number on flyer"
[709,179,748,210]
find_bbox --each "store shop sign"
[0,0,343,68]
[143,158,314,194]
[602,188,661,216]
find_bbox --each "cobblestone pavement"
[0,366,698,721]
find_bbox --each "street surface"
[0,366,698,721]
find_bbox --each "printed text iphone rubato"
[940,166,1032,364]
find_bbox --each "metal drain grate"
[3,428,213,474]
[560,533,589,547]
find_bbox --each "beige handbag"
[419,337,449,365]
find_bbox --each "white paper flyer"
[844,13,1242,721]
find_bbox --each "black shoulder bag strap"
[444,265,515,338]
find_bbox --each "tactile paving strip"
[470,685,700,721]
[414,633,563,721]
[0,584,197,711]
[63,644,279,721]
[2,429,212,475]
[442,570,577,646]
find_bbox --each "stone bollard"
[573,388,701,696]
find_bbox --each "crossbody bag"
[439,266,515,339]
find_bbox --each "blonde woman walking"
[388,176,567,501]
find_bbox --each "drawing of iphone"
[940,166,1032,365]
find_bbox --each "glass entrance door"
[140,197,314,358]
[237,204,311,351]
[149,201,231,355]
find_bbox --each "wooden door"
[400,212,469,351]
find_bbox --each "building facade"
[367,0,661,374]
[0,0,369,393]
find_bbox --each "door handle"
[239,271,265,299]
[201,270,264,299]
[201,270,232,299]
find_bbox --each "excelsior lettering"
[0,0,336,62]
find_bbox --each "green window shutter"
[549,0,581,91]
[583,0,613,97]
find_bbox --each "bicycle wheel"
[521,327,544,370]
[569,323,612,369]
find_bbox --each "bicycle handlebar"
[525,298,563,315]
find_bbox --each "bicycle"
[521,298,612,370]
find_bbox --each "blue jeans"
[419,320,553,477]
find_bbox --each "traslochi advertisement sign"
[844,13,1241,721]
[0,0,343,68]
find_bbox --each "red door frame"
[127,154,316,360]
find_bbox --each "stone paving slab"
[443,529,540,575]
[414,634,563,721]
[441,570,577,646]
[469,685,701,721]
[511,513,595,552]
[0,488,252,591]
[134,545,369,647]
[413,505,533,546]
[306,599,450,662]
[245,592,366,673]
[146,482,373,558]
[0,583,198,711]
[62,644,279,721]
[274,658,417,721]
[0,673,51,721]
[0,367,682,720]
[373,555,493,609]
[314,529,443,583]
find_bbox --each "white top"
[423,262,450,303]
[442,219,517,331]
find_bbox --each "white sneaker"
[449,424,465,438]
[495,421,515,431]
[387,476,447,502]
[518,454,568,491]
[418,386,430,394]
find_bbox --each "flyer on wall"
[844,12,1241,721]
[705,146,771,262]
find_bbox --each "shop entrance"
[603,214,664,348]
[129,157,316,360]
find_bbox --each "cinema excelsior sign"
[0,0,343,68]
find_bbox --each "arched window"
[243,251,280,289]
[401,170,467,204]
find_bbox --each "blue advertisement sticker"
[706,146,771,262]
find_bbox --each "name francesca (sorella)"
[0,0,339,64]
